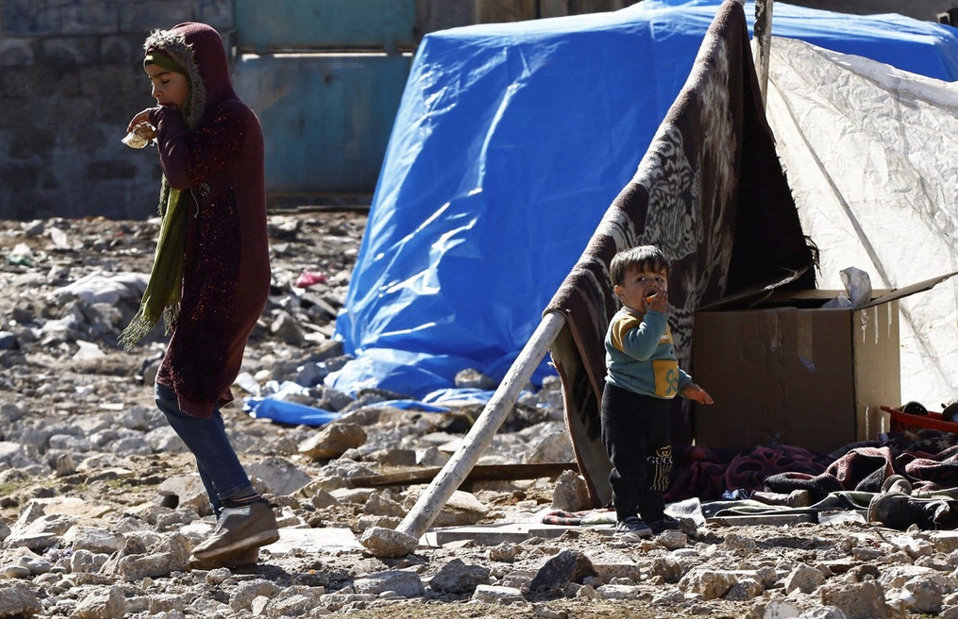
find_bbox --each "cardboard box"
[691,272,957,455]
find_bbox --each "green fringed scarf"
[120,48,193,351]
[119,179,187,350]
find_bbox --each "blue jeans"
[155,382,255,516]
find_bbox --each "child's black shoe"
[615,516,652,541]
[646,514,685,535]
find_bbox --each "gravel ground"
[0,212,951,619]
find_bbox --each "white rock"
[471,584,525,604]
[359,526,418,558]
[353,570,425,598]
[595,583,642,600]
[73,584,127,619]
[783,565,825,594]
[63,525,126,554]
[678,568,739,600]
[762,600,803,619]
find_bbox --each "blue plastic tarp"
[245,398,343,426]
[327,0,958,399]
[243,380,453,426]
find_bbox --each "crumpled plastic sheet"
[243,380,458,426]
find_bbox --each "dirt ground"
[0,211,943,619]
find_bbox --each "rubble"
[2,212,958,618]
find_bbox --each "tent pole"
[396,310,567,541]
[754,0,774,105]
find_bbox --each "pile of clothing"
[668,428,958,531]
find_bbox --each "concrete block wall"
[415,0,635,33]
[0,0,638,221]
[0,0,233,221]
[0,0,952,220]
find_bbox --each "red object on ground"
[294,270,327,288]
[882,405,958,435]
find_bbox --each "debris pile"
[1,213,957,619]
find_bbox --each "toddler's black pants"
[600,383,673,522]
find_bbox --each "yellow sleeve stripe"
[610,313,643,352]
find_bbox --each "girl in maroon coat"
[122,22,278,569]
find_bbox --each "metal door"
[231,0,417,198]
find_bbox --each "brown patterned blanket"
[545,0,815,508]
[761,429,958,502]
[542,430,958,524]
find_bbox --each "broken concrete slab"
[420,522,613,547]
[265,527,364,555]
[706,512,817,527]
[584,550,642,583]
[19,497,116,520]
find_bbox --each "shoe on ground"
[646,514,684,535]
[615,516,653,541]
[880,474,913,495]
[867,493,958,531]
[190,499,279,563]
[189,545,260,570]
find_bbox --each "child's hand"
[682,383,714,405]
[647,289,668,313]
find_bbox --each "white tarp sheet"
[767,36,958,408]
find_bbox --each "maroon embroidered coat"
[145,22,270,418]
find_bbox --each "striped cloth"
[545,0,816,508]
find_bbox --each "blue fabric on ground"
[244,398,342,426]
[422,388,498,405]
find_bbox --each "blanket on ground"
[541,430,958,527]
[545,0,815,508]
[664,429,958,504]
[667,443,832,503]
[764,429,958,502]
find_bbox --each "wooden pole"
[754,0,774,106]
[396,310,567,540]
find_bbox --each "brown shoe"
[880,475,913,495]
[189,545,260,570]
[190,499,279,563]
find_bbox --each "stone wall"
[0,0,636,220]
[0,0,954,220]
[0,0,233,220]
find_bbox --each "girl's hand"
[682,383,714,405]
[127,108,157,133]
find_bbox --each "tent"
[327,0,958,406]
[766,36,958,408]
[545,0,815,506]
